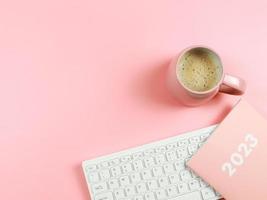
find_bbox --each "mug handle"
[219,74,246,95]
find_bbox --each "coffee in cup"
[178,48,223,92]
[166,46,246,106]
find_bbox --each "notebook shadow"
[208,93,234,123]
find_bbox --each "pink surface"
[0,0,267,199]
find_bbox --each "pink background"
[0,0,267,199]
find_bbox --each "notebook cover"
[187,99,267,200]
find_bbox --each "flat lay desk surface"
[1,0,267,199]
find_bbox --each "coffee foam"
[178,48,222,92]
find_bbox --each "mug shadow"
[133,59,234,110]
[133,59,186,108]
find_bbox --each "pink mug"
[166,46,246,106]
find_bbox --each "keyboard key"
[158,177,169,187]
[180,170,192,181]
[136,182,147,193]
[100,162,109,168]
[189,136,200,144]
[155,154,165,164]
[95,192,114,200]
[169,173,180,184]
[133,152,143,159]
[156,146,166,153]
[166,151,177,161]
[144,149,155,156]
[85,165,97,172]
[188,144,198,155]
[130,173,141,183]
[155,189,167,200]
[88,172,99,182]
[201,187,215,199]
[166,185,178,197]
[166,143,177,150]
[121,163,133,173]
[188,179,200,191]
[92,182,108,194]
[114,189,125,199]
[144,157,155,168]
[178,139,188,147]
[109,158,120,166]
[177,182,189,194]
[111,166,122,177]
[144,192,155,200]
[108,179,119,189]
[147,179,158,190]
[177,148,188,159]
[174,160,185,171]
[100,169,110,180]
[125,185,136,196]
[163,163,174,174]
[141,170,152,180]
[133,160,144,171]
[133,196,143,200]
[152,166,163,177]
[121,156,131,162]
[119,176,130,186]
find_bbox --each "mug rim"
[175,45,224,95]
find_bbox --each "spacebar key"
[171,191,203,200]
[95,192,114,200]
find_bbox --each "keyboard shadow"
[74,163,91,200]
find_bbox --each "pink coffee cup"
[166,46,246,106]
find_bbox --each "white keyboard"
[82,125,221,200]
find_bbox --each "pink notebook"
[188,99,267,200]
